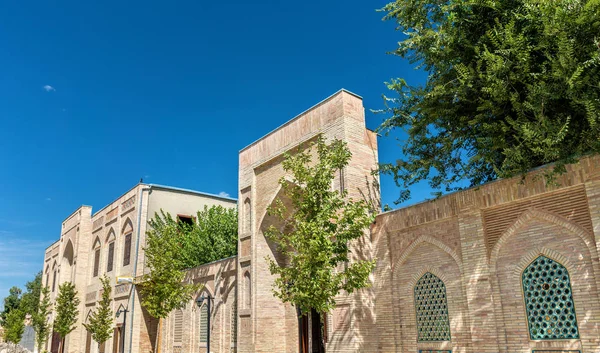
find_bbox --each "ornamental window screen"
[414,272,451,342]
[231,299,237,350]
[199,303,208,343]
[522,255,579,339]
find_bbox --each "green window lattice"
[199,303,208,343]
[414,272,451,342]
[522,256,579,340]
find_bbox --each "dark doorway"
[85,331,92,353]
[299,309,325,353]
[50,331,60,353]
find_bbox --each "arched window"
[52,262,57,292]
[122,218,133,267]
[45,265,50,288]
[244,272,251,309]
[243,198,251,233]
[199,303,209,344]
[414,272,451,342]
[106,228,115,273]
[92,237,101,277]
[522,255,579,339]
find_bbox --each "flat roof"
[147,183,238,202]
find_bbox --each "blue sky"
[0,0,428,303]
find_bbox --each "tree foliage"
[3,308,25,344]
[140,212,201,320]
[20,272,42,317]
[1,287,22,326]
[150,205,238,269]
[33,286,52,353]
[265,137,376,315]
[53,282,80,342]
[83,276,113,347]
[379,0,600,203]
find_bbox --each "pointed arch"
[105,227,116,243]
[121,217,133,235]
[394,235,462,273]
[92,236,101,249]
[62,239,74,266]
[490,208,595,268]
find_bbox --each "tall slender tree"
[83,276,113,353]
[53,282,80,353]
[140,214,201,353]
[33,286,52,353]
[3,307,25,353]
[265,137,375,348]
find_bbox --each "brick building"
[41,184,236,353]
[43,89,600,353]
[226,89,599,353]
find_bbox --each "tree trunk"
[154,318,162,353]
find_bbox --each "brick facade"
[41,90,600,353]
[231,89,600,353]
[41,184,236,353]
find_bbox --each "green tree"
[140,213,203,353]
[1,286,22,326]
[265,137,376,316]
[20,271,42,317]
[160,205,238,268]
[33,286,52,353]
[379,0,600,203]
[53,282,80,353]
[3,308,25,346]
[83,276,113,351]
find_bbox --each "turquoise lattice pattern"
[414,272,451,342]
[522,256,579,339]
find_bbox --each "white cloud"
[218,191,230,198]
[43,85,55,92]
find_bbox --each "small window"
[123,233,132,266]
[173,309,183,344]
[93,248,100,277]
[106,242,115,273]
[199,303,208,343]
[52,270,57,292]
[177,215,194,227]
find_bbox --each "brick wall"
[372,155,600,353]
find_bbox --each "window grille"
[123,233,132,266]
[173,309,183,344]
[414,272,451,342]
[199,303,208,343]
[231,299,237,350]
[522,256,579,339]
[93,249,100,277]
[106,242,114,273]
